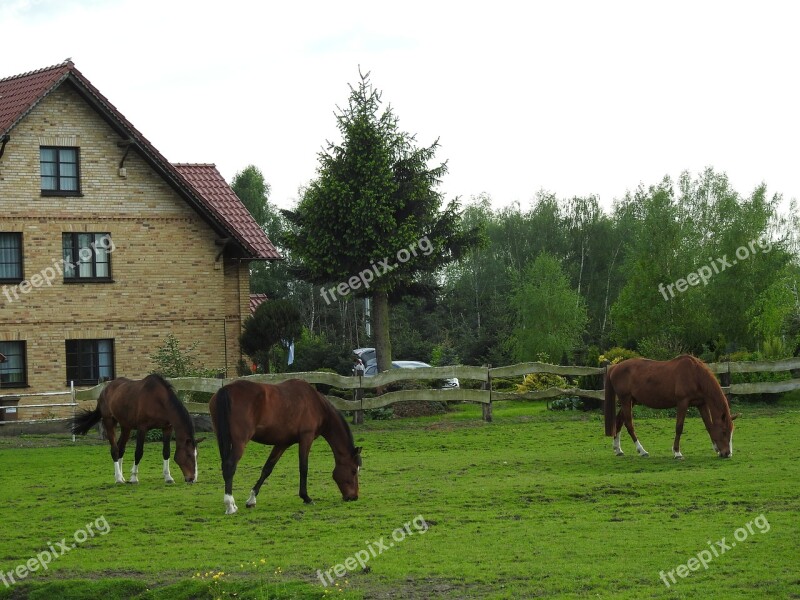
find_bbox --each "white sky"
[3,0,799,213]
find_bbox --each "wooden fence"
[61,357,800,423]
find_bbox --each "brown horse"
[209,378,361,515]
[70,373,199,483]
[604,355,739,458]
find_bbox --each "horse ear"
[731,413,741,421]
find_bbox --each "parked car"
[351,348,459,388]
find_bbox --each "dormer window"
[40,147,80,195]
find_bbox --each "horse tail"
[604,365,617,437]
[214,386,233,464]
[69,404,102,435]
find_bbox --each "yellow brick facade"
[0,82,251,414]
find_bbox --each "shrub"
[637,334,688,361]
[598,347,640,366]
[149,333,224,403]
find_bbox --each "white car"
[352,349,459,388]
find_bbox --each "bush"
[549,397,583,411]
[149,333,224,403]
[598,347,640,366]
[637,334,688,361]
[287,329,352,375]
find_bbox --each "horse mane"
[318,390,357,454]
[147,373,196,440]
[689,356,731,415]
[336,408,357,452]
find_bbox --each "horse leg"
[129,429,145,483]
[298,436,314,504]
[622,399,649,457]
[162,425,175,483]
[613,408,626,455]
[699,404,719,453]
[104,418,125,483]
[673,401,689,459]
[222,442,245,515]
[117,427,131,480]
[247,444,288,508]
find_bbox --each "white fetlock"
[246,490,257,508]
[674,451,684,460]
[129,464,139,484]
[163,459,175,484]
[613,434,624,456]
[635,441,649,457]
[224,494,238,515]
[114,460,126,484]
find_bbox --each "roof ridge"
[0,60,72,85]
[172,162,217,167]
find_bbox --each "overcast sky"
[3,0,798,213]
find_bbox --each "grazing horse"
[209,378,362,515]
[70,373,198,483]
[604,355,739,458]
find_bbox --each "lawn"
[0,398,798,599]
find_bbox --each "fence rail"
[4,358,799,426]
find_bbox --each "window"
[40,147,80,194]
[0,233,22,281]
[0,341,27,387]
[62,233,112,280]
[65,339,114,385]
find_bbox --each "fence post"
[482,364,493,422]
[352,374,364,425]
[720,362,731,399]
[71,380,75,443]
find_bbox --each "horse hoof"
[640,452,649,458]
[614,451,624,456]
[674,454,684,460]
[127,480,138,485]
[225,507,238,515]
[246,502,256,508]
[165,478,175,484]
[303,499,315,505]
[115,479,126,484]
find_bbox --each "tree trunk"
[372,290,392,372]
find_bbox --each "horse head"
[174,436,200,483]
[333,446,361,501]
[710,411,739,458]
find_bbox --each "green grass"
[0,399,798,599]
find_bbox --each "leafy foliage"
[149,333,221,378]
[240,299,302,373]
[508,253,588,364]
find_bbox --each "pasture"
[0,399,798,599]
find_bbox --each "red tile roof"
[174,164,280,260]
[0,62,72,135]
[0,61,280,261]
[249,293,269,314]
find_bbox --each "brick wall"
[0,82,248,413]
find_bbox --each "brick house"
[0,61,280,408]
